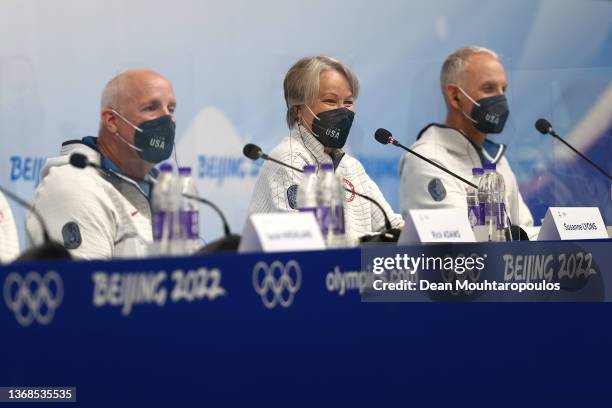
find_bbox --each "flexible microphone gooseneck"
[243,144,304,173]
[535,118,612,181]
[0,185,71,262]
[374,128,478,189]
[242,143,398,238]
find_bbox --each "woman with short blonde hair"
[247,55,403,246]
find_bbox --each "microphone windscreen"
[535,118,552,135]
[243,143,262,160]
[69,153,89,169]
[374,128,392,145]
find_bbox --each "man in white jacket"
[27,70,177,259]
[399,46,536,238]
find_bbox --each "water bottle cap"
[472,167,484,176]
[178,166,192,175]
[320,163,334,171]
[483,163,496,171]
[303,164,316,173]
[159,163,173,172]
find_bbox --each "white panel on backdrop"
[176,106,267,243]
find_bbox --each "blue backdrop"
[1,0,611,246]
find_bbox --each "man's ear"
[100,109,118,134]
[447,85,461,110]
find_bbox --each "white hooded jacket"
[248,126,404,245]
[399,124,536,237]
[26,139,154,259]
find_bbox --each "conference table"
[2,239,612,406]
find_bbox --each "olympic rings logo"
[252,260,301,309]
[3,271,63,327]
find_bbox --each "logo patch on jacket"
[428,178,446,202]
[287,184,298,209]
[62,222,82,249]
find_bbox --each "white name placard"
[398,208,476,245]
[537,207,607,241]
[238,212,325,253]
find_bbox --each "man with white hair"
[399,46,535,237]
[27,70,177,259]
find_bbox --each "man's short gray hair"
[440,46,499,103]
[284,56,360,128]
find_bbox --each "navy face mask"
[458,87,509,134]
[112,109,175,163]
[306,105,355,149]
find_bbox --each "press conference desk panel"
[2,239,612,407]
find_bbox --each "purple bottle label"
[153,211,173,241]
[480,203,506,230]
[179,210,199,239]
[299,207,317,215]
[468,205,481,227]
[333,206,345,235]
[317,206,332,235]
[478,203,486,225]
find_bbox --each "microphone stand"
[0,185,71,262]
[183,194,241,253]
[548,131,612,181]
[389,137,478,189]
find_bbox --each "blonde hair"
[284,56,359,128]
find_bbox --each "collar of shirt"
[290,125,346,170]
[80,136,157,196]
[416,123,506,165]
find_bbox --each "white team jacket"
[248,126,404,245]
[399,124,536,236]
[0,192,20,263]
[26,141,153,259]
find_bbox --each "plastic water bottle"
[478,163,507,242]
[467,168,483,227]
[317,163,346,248]
[178,167,200,254]
[152,163,181,255]
[296,164,318,216]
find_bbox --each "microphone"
[242,143,262,160]
[0,185,71,262]
[375,128,478,189]
[69,153,240,253]
[535,118,612,181]
[242,143,399,241]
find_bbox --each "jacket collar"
[291,125,345,170]
[416,123,506,165]
[62,137,156,197]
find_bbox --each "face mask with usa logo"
[458,87,509,134]
[306,105,355,149]
[112,109,176,163]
